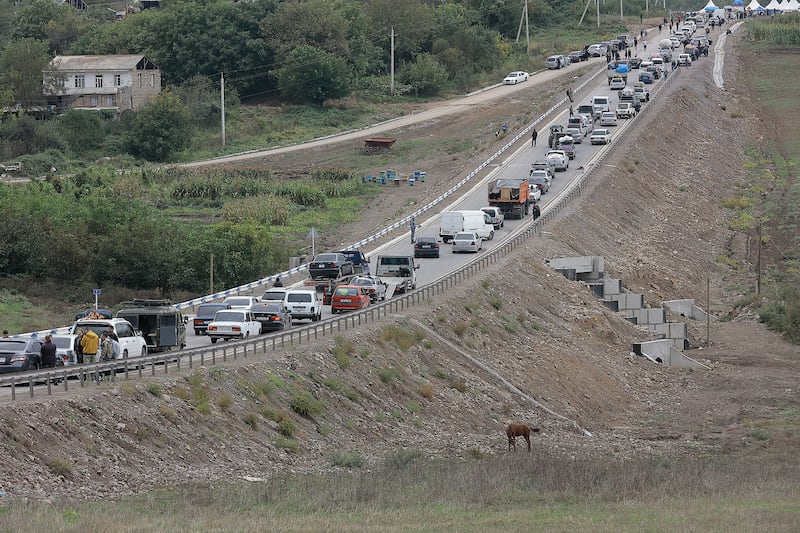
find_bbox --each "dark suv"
[337,249,369,275]
[192,303,230,335]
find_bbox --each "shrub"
[332,336,354,369]
[450,379,468,393]
[46,457,72,478]
[278,419,296,437]
[243,413,258,429]
[419,383,435,399]
[380,324,419,352]
[145,382,163,397]
[329,451,364,468]
[159,404,176,421]
[290,392,324,417]
[217,393,233,411]
[378,367,402,384]
[275,437,299,453]
[384,448,424,469]
[453,322,468,336]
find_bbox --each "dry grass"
[6,454,799,530]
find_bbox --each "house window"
[103,95,115,107]
[137,73,142,88]
[114,74,121,86]
[95,74,103,88]
[89,95,99,107]
[150,73,155,87]
[75,75,85,88]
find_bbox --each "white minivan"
[591,95,610,119]
[283,289,322,322]
[439,210,494,243]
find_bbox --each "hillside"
[1,30,798,504]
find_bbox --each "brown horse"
[506,423,540,452]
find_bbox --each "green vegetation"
[378,367,402,384]
[332,336,354,369]
[290,391,325,417]
[145,383,163,397]
[44,457,72,478]
[379,324,423,352]
[6,455,800,530]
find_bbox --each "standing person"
[566,87,573,102]
[2,330,9,338]
[532,203,541,220]
[100,332,114,362]
[409,217,416,244]
[531,128,538,147]
[643,40,647,51]
[40,334,57,369]
[105,326,118,342]
[74,329,85,364]
[634,36,638,48]
[273,276,283,288]
[81,328,99,364]
[569,106,574,117]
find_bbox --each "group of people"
[71,327,120,364]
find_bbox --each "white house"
[43,55,161,113]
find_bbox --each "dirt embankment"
[1,32,799,503]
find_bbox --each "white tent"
[746,0,765,10]
[783,0,798,10]
[764,0,782,10]
[703,0,719,11]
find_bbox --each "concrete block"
[610,293,644,311]
[602,300,619,312]
[653,322,688,340]
[587,283,604,298]
[663,299,709,320]
[549,256,604,279]
[624,316,638,325]
[556,268,576,281]
[603,278,622,296]
[633,308,666,325]
[633,339,709,369]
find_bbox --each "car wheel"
[194,329,201,335]
[489,230,494,240]
[123,349,129,359]
[141,346,147,356]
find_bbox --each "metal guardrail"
[2,65,685,400]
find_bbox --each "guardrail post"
[46,373,52,396]
[212,348,216,365]
[62,371,68,391]
[28,380,34,398]
[11,378,15,401]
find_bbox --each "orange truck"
[487,178,530,219]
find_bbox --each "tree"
[277,45,351,105]
[364,0,435,63]
[126,91,193,162]
[0,38,51,107]
[398,53,450,96]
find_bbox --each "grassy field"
[1,454,799,531]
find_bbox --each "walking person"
[80,327,99,364]
[40,334,57,369]
[531,128,538,147]
[569,106,574,117]
[532,203,541,220]
[643,40,647,51]
[409,217,416,244]
[566,87,573,102]
[634,36,638,48]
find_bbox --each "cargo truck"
[487,178,530,219]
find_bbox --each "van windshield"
[287,294,311,303]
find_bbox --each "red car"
[331,285,371,314]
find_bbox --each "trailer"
[116,299,187,353]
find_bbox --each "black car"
[336,249,369,275]
[309,253,354,279]
[568,50,589,63]
[192,303,231,335]
[251,303,292,333]
[414,236,440,258]
[0,338,43,374]
[629,57,643,69]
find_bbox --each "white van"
[591,96,610,119]
[651,56,666,73]
[283,289,322,322]
[439,210,494,243]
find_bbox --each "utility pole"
[706,277,711,347]
[515,0,531,53]
[620,0,624,20]
[756,223,762,295]
[390,27,395,96]
[597,0,601,27]
[220,72,226,147]
[210,254,214,294]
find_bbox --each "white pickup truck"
[615,102,636,119]
[375,255,419,295]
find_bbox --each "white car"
[529,171,551,195]
[590,128,612,145]
[545,150,568,171]
[587,43,607,57]
[609,77,626,90]
[503,71,529,85]
[565,127,583,143]
[545,55,568,69]
[528,184,542,202]
[70,318,148,359]
[222,296,260,310]
[599,112,618,127]
[206,309,261,343]
[452,232,482,253]
[677,53,692,66]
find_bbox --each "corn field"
[746,13,800,45]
